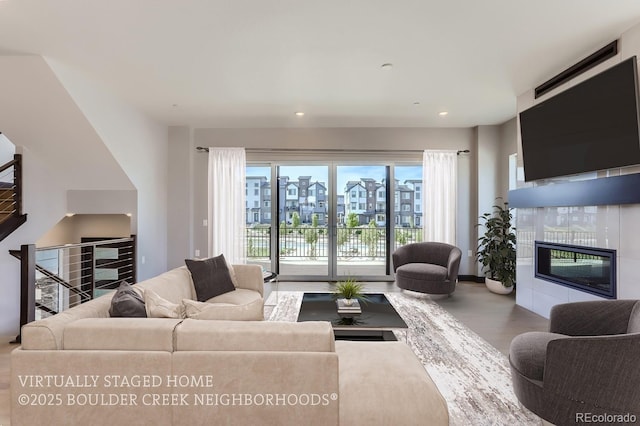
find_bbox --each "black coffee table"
[297,293,408,341]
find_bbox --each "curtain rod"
[196,147,470,155]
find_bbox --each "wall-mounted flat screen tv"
[519,56,640,182]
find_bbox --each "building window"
[254,182,259,187]
[351,202,357,209]
[359,191,365,197]
[254,201,259,208]
[368,191,373,197]
[402,204,410,211]
[415,193,420,200]
[288,189,296,196]
[351,191,357,198]
[378,190,384,198]
[359,203,366,210]
[265,189,271,196]
[264,213,271,220]
[415,205,421,212]
[318,189,324,195]
[402,193,410,200]
[254,189,259,195]
[264,201,270,207]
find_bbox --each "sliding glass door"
[277,165,330,277]
[245,162,422,281]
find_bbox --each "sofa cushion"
[108,281,146,318]
[336,341,449,425]
[509,331,568,381]
[185,254,236,301]
[175,320,335,352]
[135,266,195,304]
[396,263,448,281]
[144,288,185,319]
[63,318,183,351]
[183,298,262,321]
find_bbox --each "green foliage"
[362,220,380,257]
[337,228,349,246]
[346,213,359,229]
[304,227,318,259]
[395,228,408,245]
[292,212,301,228]
[333,278,369,302]
[311,213,319,228]
[476,199,516,287]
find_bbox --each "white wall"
[166,127,482,275]
[47,59,169,280]
[514,22,640,318]
[37,214,132,247]
[0,56,135,337]
[167,127,193,269]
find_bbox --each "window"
[350,202,357,209]
[378,190,384,198]
[253,212,259,222]
[264,213,271,220]
[402,204,410,212]
[415,193,420,200]
[359,203,366,210]
[264,201,270,207]
[376,214,385,222]
[254,182,259,187]
[368,203,373,209]
[351,191,357,198]
[402,193,410,200]
[254,201,259,208]
[359,191,365,197]
[301,189,306,196]
[254,189,259,196]
[368,191,373,197]
[415,205,421,212]
[318,189,324,195]
[288,188,296,196]
[265,189,271,196]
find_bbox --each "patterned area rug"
[265,291,540,426]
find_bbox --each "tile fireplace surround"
[513,194,640,319]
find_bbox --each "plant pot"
[485,277,514,295]
[342,298,354,306]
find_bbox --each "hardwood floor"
[0,280,548,425]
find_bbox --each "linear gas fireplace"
[535,241,616,299]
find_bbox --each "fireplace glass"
[535,241,616,298]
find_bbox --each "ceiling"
[1,0,640,128]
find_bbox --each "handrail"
[0,158,19,174]
[11,236,137,341]
[37,237,135,251]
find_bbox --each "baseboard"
[459,275,485,283]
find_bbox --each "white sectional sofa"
[11,264,448,425]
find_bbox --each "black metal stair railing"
[10,236,136,343]
[0,153,26,241]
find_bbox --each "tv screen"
[520,56,640,181]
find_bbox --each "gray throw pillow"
[185,254,236,302]
[109,281,147,317]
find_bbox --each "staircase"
[0,154,26,241]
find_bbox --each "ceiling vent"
[534,40,618,99]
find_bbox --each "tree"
[292,212,301,229]
[346,212,359,230]
[363,220,380,258]
[304,227,318,259]
[312,213,319,228]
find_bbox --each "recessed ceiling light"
[438,111,449,116]
[295,112,305,116]
[65,213,75,217]
[381,63,393,69]
[171,104,179,108]
[413,102,421,105]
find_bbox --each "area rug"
[265,291,540,426]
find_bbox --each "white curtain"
[423,150,457,245]
[208,147,246,264]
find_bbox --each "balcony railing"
[246,226,423,259]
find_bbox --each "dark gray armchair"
[392,242,462,295]
[509,300,640,425]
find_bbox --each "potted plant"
[476,199,516,294]
[333,278,369,306]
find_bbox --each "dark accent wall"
[509,173,640,208]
